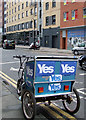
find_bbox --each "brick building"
[60,0,86,49]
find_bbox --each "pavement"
[15,45,73,55]
[2,83,23,119]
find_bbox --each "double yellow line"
[0,71,77,120]
[0,71,17,88]
[40,103,77,120]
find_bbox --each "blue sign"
[49,75,62,82]
[36,61,55,76]
[26,62,34,78]
[60,61,77,75]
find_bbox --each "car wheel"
[82,60,86,70]
[74,50,79,55]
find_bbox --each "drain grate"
[3,80,9,85]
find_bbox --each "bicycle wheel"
[22,91,36,120]
[62,88,80,114]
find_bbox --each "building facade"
[0,0,2,42]
[2,0,6,41]
[42,0,60,48]
[6,0,39,45]
[60,0,86,50]
[6,0,60,48]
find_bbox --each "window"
[52,0,56,8]
[52,15,56,24]
[83,8,86,18]
[30,21,33,28]
[22,3,24,9]
[64,12,69,21]
[34,20,37,28]
[9,10,11,15]
[12,2,13,6]
[26,22,29,29]
[72,0,76,3]
[26,1,28,7]
[22,23,24,29]
[35,8,37,15]
[39,10,42,18]
[12,9,13,14]
[15,15,16,21]
[15,0,16,4]
[18,14,20,19]
[18,0,20,2]
[46,2,49,10]
[64,0,68,5]
[22,12,24,18]
[39,25,41,33]
[18,24,21,30]
[7,12,8,16]
[30,9,33,15]
[18,5,20,11]
[12,16,13,22]
[7,19,8,23]
[15,7,16,12]
[46,16,49,26]
[72,10,78,20]
[26,11,28,17]
[7,5,8,9]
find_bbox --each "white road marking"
[0,61,19,65]
[77,88,86,95]
[79,73,86,76]
[10,67,19,71]
[75,82,83,84]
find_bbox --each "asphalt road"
[0,47,86,120]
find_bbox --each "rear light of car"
[64,85,69,91]
[38,87,44,93]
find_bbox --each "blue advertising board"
[36,61,55,76]
[60,61,77,75]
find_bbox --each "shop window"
[72,10,78,20]
[64,0,68,5]
[64,12,69,21]
[46,2,49,10]
[18,24,21,30]
[46,16,49,26]
[83,8,86,18]
[52,0,56,8]
[52,15,56,25]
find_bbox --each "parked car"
[29,42,40,50]
[78,55,86,70]
[3,40,15,49]
[72,46,86,55]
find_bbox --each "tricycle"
[13,55,80,120]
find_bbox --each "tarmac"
[15,45,73,55]
[1,45,73,119]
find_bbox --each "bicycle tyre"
[22,91,36,120]
[62,88,80,114]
